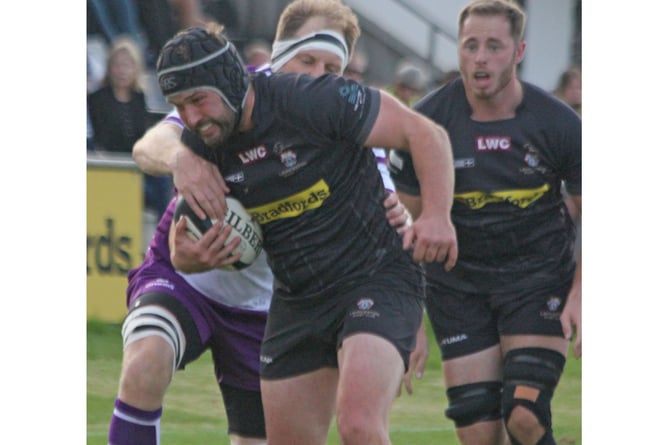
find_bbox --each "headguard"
[157,26,250,129]
[270,30,349,73]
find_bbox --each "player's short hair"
[458,0,527,45]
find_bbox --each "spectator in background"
[343,47,368,83]
[87,56,102,152]
[243,39,272,70]
[387,62,428,107]
[553,66,581,116]
[136,0,221,66]
[438,68,461,86]
[88,36,173,216]
[88,36,151,154]
[134,0,180,66]
[87,0,146,50]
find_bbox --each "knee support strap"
[502,348,566,435]
[445,381,503,427]
[122,292,194,373]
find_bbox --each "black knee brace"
[502,348,566,443]
[445,381,503,427]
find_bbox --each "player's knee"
[120,337,175,391]
[122,297,187,375]
[337,402,386,444]
[337,415,385,444]
[445,381,503,427]
[501,348,565,444]
[505,405,546,444]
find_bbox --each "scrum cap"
[270,30,349,73]
[156,26,249,125]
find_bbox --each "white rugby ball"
[173,194,263,270]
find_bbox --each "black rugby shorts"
[426,280,571,360]
[260,259,425,379]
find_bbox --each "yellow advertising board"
[87,155,144,322]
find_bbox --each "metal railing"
[389,0,457,66]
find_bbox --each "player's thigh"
[337,333,404,417]
[442,344,504,387]
[501,334,568,357]
[260,367,338,442]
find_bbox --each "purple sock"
[108,398,162,445]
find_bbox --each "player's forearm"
[410,123,455,219]
[132,121,186,176]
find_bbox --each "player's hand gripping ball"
[173,195,263,270]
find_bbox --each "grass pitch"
[87,319,581,444]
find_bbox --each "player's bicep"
[363,91,418,150]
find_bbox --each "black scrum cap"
[157,26,250,128]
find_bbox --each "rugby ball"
[173,194,263,270]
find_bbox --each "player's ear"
[514,41,526,64]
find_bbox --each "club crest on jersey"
[523,143,541,168]
[280,150,297,168]
[350,298,379,319]
[546,296,562,312]
[476,136,511,151]
[357,298,374,310]
[540,295,563,321]
[238,145,268,164]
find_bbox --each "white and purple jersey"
[129,197,273,312]
[125,197,271,390]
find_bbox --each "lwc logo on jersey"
[476,135,511,151]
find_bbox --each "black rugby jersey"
[389,78,581,292]
[184,72,412,301]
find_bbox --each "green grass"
[87,319,581,444]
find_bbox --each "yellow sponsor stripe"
[248,179,331,224]
[455,183,550,209]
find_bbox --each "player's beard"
[198,114,235,147]
[472,63,514,101]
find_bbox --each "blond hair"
[458,0,526,45]
[103,35,146,92]
[275,0,360,55]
